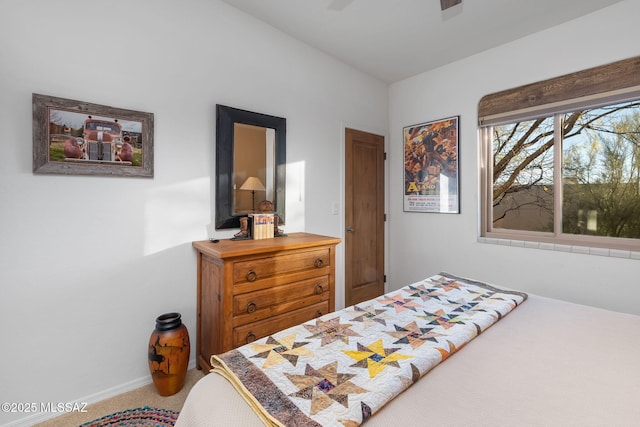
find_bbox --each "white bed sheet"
[176,293,640,427]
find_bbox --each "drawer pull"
[247,302,257,313]
[315,310,323,318]
[314,258,324,268]
[315,284,324,295]
[246,331,256,344]
[246,269,257,282]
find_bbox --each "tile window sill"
[477,237,640,260]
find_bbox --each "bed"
[175,272,640,427]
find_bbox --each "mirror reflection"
[215,105,286,229]
[233,123,275,214]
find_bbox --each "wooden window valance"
[478,56,640,126]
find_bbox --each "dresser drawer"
[233,301,328,348]
[233,248,330,285]
[233,276,329,325]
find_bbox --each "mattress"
[175,280,640,427]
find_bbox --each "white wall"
[389,0,640,316]
[0,1,387,425]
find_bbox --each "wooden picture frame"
[403,115,460,213]
[33,93,154,177]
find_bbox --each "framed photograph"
[403,116,459,213]
[33,93,154,177]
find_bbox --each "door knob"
[346,226,354,232]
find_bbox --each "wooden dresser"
[192,232,341,371]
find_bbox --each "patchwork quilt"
[211,272,528,426]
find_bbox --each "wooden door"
[345,128,385,306]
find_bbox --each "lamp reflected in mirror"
[239,176,265,211]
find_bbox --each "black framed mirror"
[215,105,286,229]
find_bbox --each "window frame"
[479,56,640,252]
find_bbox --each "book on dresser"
[192,232,341,371]
[248,213,275,240]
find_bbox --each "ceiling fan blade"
[440,0,462,11]
[328,0,355,11]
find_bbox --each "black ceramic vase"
[147,312,190,396]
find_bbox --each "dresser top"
[193,232,341,259]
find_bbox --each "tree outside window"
[487,99,640,245]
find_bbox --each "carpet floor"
[33,368,205,427]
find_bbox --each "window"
[479,56,640,252]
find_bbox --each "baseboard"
[2,359,197,427]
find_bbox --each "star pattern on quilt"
[345,305,390,328]
[436,340,458,361]
[249,334,314,368]
[425,275,462,291]
[386,321,446,349]
[304,316,362,346]
[465,287,496,301]
[417,308,465,329]
[285,361,368,415]
[404,284,448,302]
[376,293,424,313]
[343,339,414,378]
[447,300,485,317]
[476,294,519,319]
[395,363,422,392]
[486,294,518,307]
[439,279,463,292]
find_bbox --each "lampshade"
[239,176,265,192]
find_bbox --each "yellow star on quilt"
[249,334,314,368]
[343,339,413,378]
